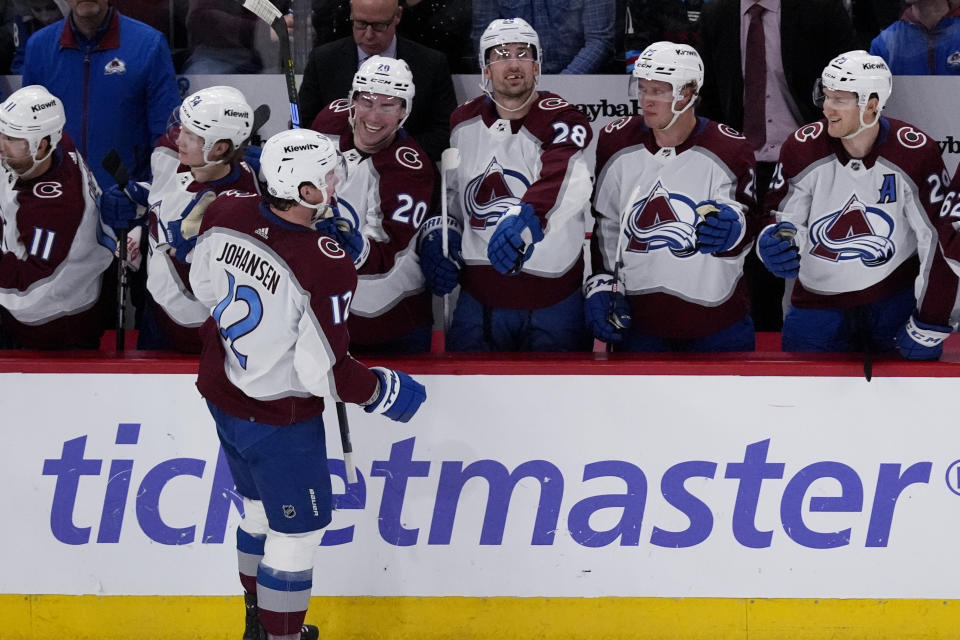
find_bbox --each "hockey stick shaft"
[606,184,643,352]
[234,0,300,128]
[337,402,357,483]
[101,149,130,351]
[439,148,460,335]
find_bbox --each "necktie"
[743,3,767,150]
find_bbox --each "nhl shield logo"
[464,157,530,230]
[624,181,699,257]
[809,194,895,266]
[282,505,297,518]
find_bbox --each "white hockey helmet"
[478,17,541,70]
[260,129,346,210]
[631,41,703,130]
[819,50,892,138]
[352,55,415,109]
[177,85,254,164]
[0,84,65,161]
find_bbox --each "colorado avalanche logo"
[624,181,699,257]
[809,194,895,266]
[464,157,530,230]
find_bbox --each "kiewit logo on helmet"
[31,100,56,113]
[224,109,249,118]
[675,49,696,56]
[283,144,320,152]
[863,62,887,70]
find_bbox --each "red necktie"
[743,3,767,150]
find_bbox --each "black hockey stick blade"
[249,104,271,147]
[101,148,129,189]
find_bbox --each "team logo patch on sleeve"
[318,235,346,259]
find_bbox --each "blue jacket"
[22,9,181,187]
[870,7,960,75]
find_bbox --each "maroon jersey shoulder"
[310,100,353,140]
[522,91,592,145]
[778,119,834,176]
[595,115,648,173]
[693,119,757,176]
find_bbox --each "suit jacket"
[298,35,457,162]
[697,0,855,132]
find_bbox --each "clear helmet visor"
[485,42,538,66]
[628,77,677,102]
[312,154,349,212]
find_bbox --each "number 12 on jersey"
[212,270,264,369]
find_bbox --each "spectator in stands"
[22,0,181,333]
[849,0,904,50]
[0,86,113,350]
[299,0,456,163]
[399,0,473,73]
[697,0,855,332]
[113,0,189,70]
[757,51,958,361]
[624,0,705,73]
[870,0,960,74]
[8,0,64,74]
[472,0,616,74]
[182,0,267,74]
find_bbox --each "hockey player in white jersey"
[99,86,260,352]
[190,129,426,640]
[586,42,758,351]
[418,17,593,351]
[309,55,435,353]
[757,51,958,359]
[0,85,114,349]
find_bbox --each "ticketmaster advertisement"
[3,372,960,599]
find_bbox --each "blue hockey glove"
[487,203,544,275]
[695,201,745,254]
[315,216,369,267]
[895,314,951,361]
[165,189,217,264]
[757,222,800,278]
[417,215,463,295]
[242,144,262,175]
[99,182,150,230]
[364,367,427,423]
[583,272,632,343]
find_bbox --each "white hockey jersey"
[192,192,378,425]
[310,101,434,345]
[592,116,757,338]
[446,92,593,310]
[0,134,113,348]
[766,117,958,325]
[143,134,259,351]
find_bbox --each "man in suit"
[696,0,855,332]
[298,0,457,163]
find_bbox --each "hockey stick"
[439,148,460,334]
[233,0,300,128]
[101,149,131,351]
[605,184,644,352]
[248,104,271,147]
[235,0,356,478]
